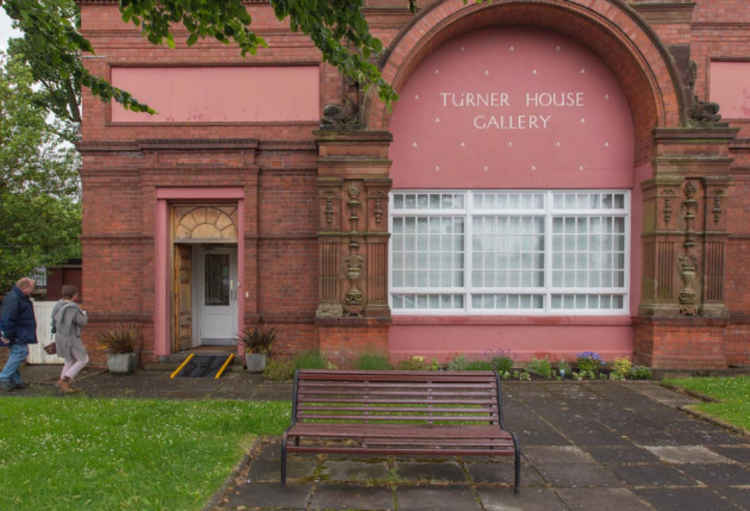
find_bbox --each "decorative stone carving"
[373,191,385,225]
[347,184,362,232]
[663,188,674,225]
[712,192,723,225]
[324,192,335,227]
[678,181,700,315]
[316,302,344,318]
[320,99,362,130]
[689,97,723,125]
[343,286,365,315]
[678,255,698,315]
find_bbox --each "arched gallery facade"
[78,0,750,368]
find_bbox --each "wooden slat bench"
[281,369,520,493]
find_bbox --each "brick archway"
[367,0,687,164]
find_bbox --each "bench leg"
[281,435,288,486]
[511,432,520,495]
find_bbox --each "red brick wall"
[74,1,750,369]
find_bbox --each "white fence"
[26,300,63,364]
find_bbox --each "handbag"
[44,342,57,355]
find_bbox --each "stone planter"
[107,352,137,374]
[245,353,267,373]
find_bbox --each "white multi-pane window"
[389,190,629,314]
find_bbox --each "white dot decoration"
[484,70,489,76]
[509,45,515,52]
[579,165,584,171]
[411,141,418,148]
[580,68,586,74]
[532,69,537,75]
[555,45,561,52]
[483,165,489,172]
[415,94,420,100]
[460,142,466,147]
[434,117,440,123]
[460,46,465,52]
[604,141,609,147]
[580,118,586,124]
[604,94,610,101]
[507,141,513,147]
[434,69,440,75]
[531,165,537,171]
[555,141,561,147]
[435,165,440,172]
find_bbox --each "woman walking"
[51,285,88,393]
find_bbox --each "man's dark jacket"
[0,286,37,345]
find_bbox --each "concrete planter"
[245,353,267,373]
[107,352,137,374]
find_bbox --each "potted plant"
[242,326,276,372]
[98,324,140,374]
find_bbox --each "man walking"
[0,277,37,391]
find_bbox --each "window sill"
[391,315,633,326]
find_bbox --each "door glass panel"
[205,254,230,306]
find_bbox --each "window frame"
[388,189,631,316]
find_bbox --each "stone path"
[215,381,750,511]
[8,366,750,510]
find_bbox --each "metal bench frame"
[281,369,520,493]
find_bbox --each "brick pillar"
[315,130,392,366]
[635,127,737,368]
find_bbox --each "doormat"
[177,355,227,378]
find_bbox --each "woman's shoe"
[57,378,75,393]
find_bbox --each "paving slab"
[395,485,480,511]
[710,445,750,464]
[634,487,742,511]
[643,445,737,464]
[609,463,697,487]
[676,463,750,486]
[522,445,595,464]
[310,484,394,511]
[465,461,544,487]
[718,487,750,511]
[533,462,622,488]
[556,488,653,510]
[321,460,392,483]
[392,461,468,484]
[219,482,311,510]
[478,487,567,511]
[580,445,662,465]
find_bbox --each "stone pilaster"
[635,127,737,368]
[314,130,393,364]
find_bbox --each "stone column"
[315,130,393,365]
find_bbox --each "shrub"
[527,357,552,379]
[491,356,514,374]
[447,355,470,371]
[610,357,632,380]
[354,353,393,370]
[242,326,276,355]
[97,324,141,354]
[576,352,603,375]
[465,360,494,371]
[396,355,427,370]
[629,365,652,380]
[263,358,295,381]
[294,350,328,370]
[556,360,572,378]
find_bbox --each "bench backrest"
[292,370,504,427]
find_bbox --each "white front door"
[195,245,238,345]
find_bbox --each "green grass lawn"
[663,375,750,431]
[0,397,290,511]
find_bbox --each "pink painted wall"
[390,318,633,363]
[111,66,320,123]
[710,61,750,119]
[389,28,634,189]
[388,28,639,362]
